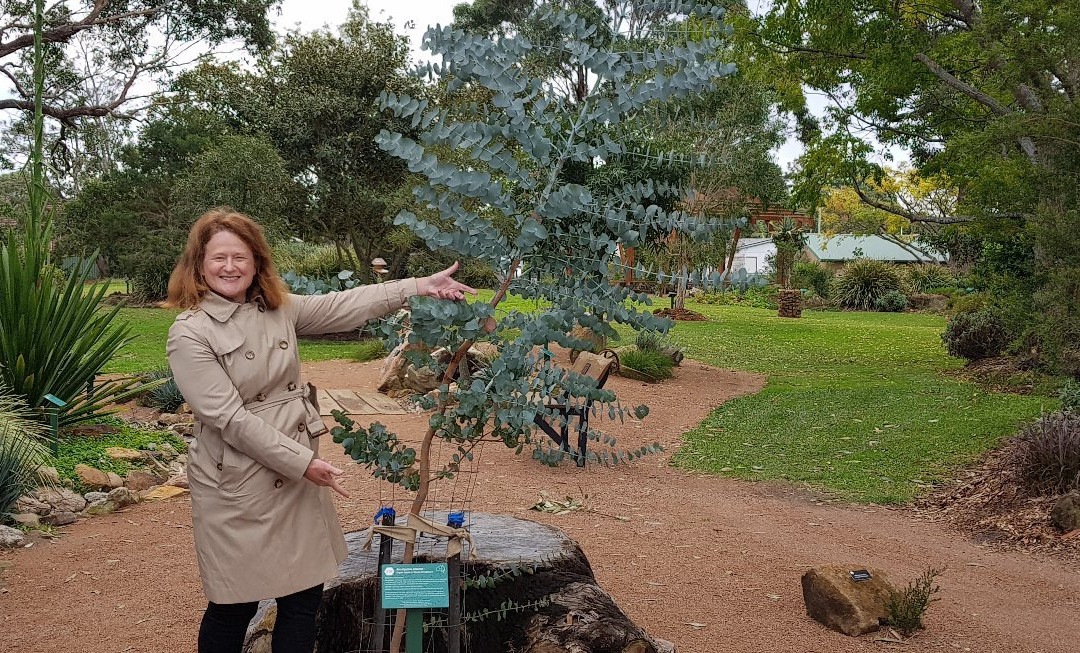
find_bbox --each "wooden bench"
[531,349,620,467]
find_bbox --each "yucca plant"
[0,0,144,427]
[0,382,51,521]
[831,258,903,310]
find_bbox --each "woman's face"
[201,229,255,303]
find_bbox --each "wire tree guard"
[326,2,739,651]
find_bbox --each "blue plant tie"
[373,506,396,524]
[446,511,465,528]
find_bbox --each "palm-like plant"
[0,381,50,521]
[765,217,807,289]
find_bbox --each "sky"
[274,0,905,172]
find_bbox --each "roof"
[805,234,947,263]
[735,237,774,252]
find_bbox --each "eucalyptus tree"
[332,8,735,645]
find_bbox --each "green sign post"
[43,393,66,456]
[381,563,450,653]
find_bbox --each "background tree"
[747,0,1080,372]
[0,0,281,194]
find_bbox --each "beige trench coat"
[167,280,417,604]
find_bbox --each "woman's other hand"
[416,261,478,301]
[304,459,350,498]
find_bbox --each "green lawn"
[658,303,1055,504]
[104,306,386,373]
[102,290,1053,504]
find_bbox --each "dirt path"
[2,357,1078,653]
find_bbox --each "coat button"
[216,463,223,471]
[279,340,289,350]
[274,479,283,489]
[256,392,266,401]
[297,422,307,432]
[245,350,255,360]
[287,382,297,391]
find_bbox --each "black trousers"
[198,584,323,653]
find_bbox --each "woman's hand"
[303,458,350,498]
[416,261,478,301]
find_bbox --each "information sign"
[381,563,450,609]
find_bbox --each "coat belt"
[243,388,308,412]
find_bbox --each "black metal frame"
[531,350,618,467]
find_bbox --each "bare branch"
[750,31,869,61]
[914,52,1013,116]
[0,6,160,60]
[850,177,983,225]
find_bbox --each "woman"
[165,208,474,653]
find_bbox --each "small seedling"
[883,566,944,636]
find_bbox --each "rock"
[157,413,182,426]
[75,464,111,490]
[801,565,894,636]
[654,638,676,653]
[124,469,161,492]
[107,472,125,489]
[107,487,140,508]
[0,525,25,548]
[168,461,185,476]
[38,466,60,485]
[41,511,78,526]
[170,422,193,437]
[142,485,188,501]
[166,473,189,489]
[34,488,87,514]
[568,325,606,361]
[83,491,109,504]
[1051,492,1080,533]
[12,513,40,528]
[179,402,192,414]
[104,447,144,461]
[377,340,440,395]
[69,423,119,437]
[467,342,500,369]
[14,494,50,515]
[83,500,117,516]
[158,442,180,460]
[176,454,188,466]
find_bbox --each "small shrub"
[941,309,1011,361]
[620,348,674,380]
[139,368,186,413]
[1011,412,1080,496]
[696,285,778,309]
[634,330,664,353]
[352,340,388,363]
[946,292,990,315]
[272,241,342,278]
[875,290,908,312]
[792,261,833,298]
[903,264,955,294]
[831,259,903,310]
[1060,379,1080,414]
[884,567,943,636]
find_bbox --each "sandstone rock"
[1051,491,1080,533]
[158,413,182,426]
[142,485,188,501]
[12,513,40,528]
[83,500,117,516]
[467,342,500,368]
[377,341,439,395]
[168,461,185,476]
[170,422,193,437]
[124,469,160,492]
[0,525,25,548]
[166,473,189,489]
[158,442,180,460]
[654,638,676,653]
[38,466,61,485]
[179,402,192,414]
[107,487,140,508]
[41,511,77,526]
[14,494,50,515]
[104,447,144,461]
[801,565,894,636]
[83,491,108,504]
[107,472,125,489]
[568,325,606,358]
[34,488,87,513]
[75,464,111,490]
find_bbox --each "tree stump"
[243,512,667,653]
[777,289,802,318]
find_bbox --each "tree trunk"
[242,513,669,653]
[724,226,742,288]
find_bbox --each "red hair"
[164,208,289,310]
